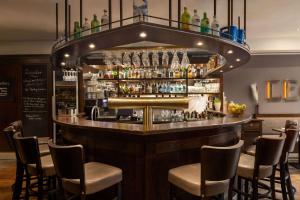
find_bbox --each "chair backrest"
[255,134,286,166]
[13,132,40,166]
[10,120,23,133]
[285,120,298,130]
[281,129,299,163]
[201,140,244,182]
[3,126,16,151]
[48,140,85,180]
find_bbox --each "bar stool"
[10,120,50,145]
[48,140,123,200]
[168,140,244,199]
[13,132,56,200]
[236,134,286,199]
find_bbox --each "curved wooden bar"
[55,116,250,200]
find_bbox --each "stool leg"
[25,172,30,200]
[244,179,249,200]
[228,178,234,200]
[251,179,258,200]
[270,166,276,200]
[237,176,242,200]
[13,161,24,199]
[285,164,295,200]
[280,164,288,200]
[38,175,44,200]
[169,184,173,200]
[117,182,122,200]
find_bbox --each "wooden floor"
[1,159,300,200]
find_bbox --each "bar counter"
[54,115,251,200]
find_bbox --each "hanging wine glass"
[152,51,159,67]
[162,51,169,67]
[171,50,179,69]
[132,51,141,67]
[142,51,150,67]
[122,52,131,67]
[112,51,122,66]
[181,50,190,68]
[104,51,112,67]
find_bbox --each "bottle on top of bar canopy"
[82,18,90,35]
[91,14,100,33]
[191,9,200,32]
[181,7,191,30]
[101,9,109,31]
[201,12,210,33]
[211,15,220,36]
[133,0,148,22]
[74,21,81,39]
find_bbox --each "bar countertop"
[54,115,251,135]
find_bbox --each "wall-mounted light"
[139,32,147,38]
[61,62,66,66]
[89,43,95,49]
[64,53,70,58]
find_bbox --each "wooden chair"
[48,140,123,200]
[236,134,286,199]
[168,140,244,199]
[13,132,56,200]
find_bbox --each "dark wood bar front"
[55,116,250,200]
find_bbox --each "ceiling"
[0,0,300,54]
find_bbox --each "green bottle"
[74,21,81,39]
[201,12,210,33]
[91,14,100,33]
[181,7,191,30]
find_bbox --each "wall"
[0,55,50,152]
[224,64,300,115]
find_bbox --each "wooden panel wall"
[0,55,50,152]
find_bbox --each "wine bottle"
[191,9,200,32]
[211,15,220,36]
[73,21,81,39]
[181,7,191,30]
[201,12,210,33]
[101,9,109,31]
[82,18,90,36]
[91,14,100,33]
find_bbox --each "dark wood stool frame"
[48,140,122,200]
[13,132,56,200]
[169,140,244,200]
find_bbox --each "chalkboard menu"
[22,65,49,137]
[0,79,14,101]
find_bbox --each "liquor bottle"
[191,9,200,32]
[211,15,220,36]
[74,21,81,39]
[91,14,100,33]
[133,0,148,22]
[181,7,191,30]
[82,18,90,35]
[101,9,109,31]
[200,12,210,33]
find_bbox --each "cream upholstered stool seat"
[27,154,56,177]
[168,163,230,197]
[168,140,243,199]
[48,141,122,199]
[62,162,122,195]
[237,153,273,179]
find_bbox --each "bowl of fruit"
[228,102,246,117]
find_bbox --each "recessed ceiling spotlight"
[61,62,66,66]
[139,32,147,38]
[89,43,95,49]
[236,58,241,62]
[197,41,203,46]
[229,65,234,69]
[220,70,223,73]
[227,50,233,54]
[64,53,70,58]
